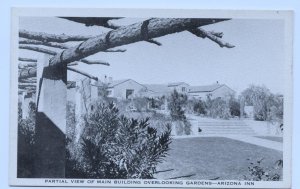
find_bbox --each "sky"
[19,17,285,94]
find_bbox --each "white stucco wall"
[110,80,147,99]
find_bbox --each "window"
[182,87,186,92]
[126,89,134,99]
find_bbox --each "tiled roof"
[188,84,223,93]
[167,82,189,87]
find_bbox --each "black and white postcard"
[10,8,293,188]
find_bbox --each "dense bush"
[167,90,191,134]
[244,158,283,181]
[241,85,283,121]
[193,99,207,115]
[17,101,36,178]
[66,102,172,179]
[229,97,240,117]
[168,90,187,120]
[206,97,231,119]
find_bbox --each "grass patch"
[155,137,282,180]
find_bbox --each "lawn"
[155,137,283,180]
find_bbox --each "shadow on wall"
[18,112,66,178]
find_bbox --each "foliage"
[193,99,207,115]
[168,90,187,121]
[149,96,165,110]
[66,102,172,179]
[206,97,231,119]
[229,97,240,117]
[241,85,283,121]
[244,158,283,181]
[132,97,150,112]
[17,101,36,178]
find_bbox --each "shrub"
[241,85,283,121]
[206,97,230,119]
[168,90,187,121]
[17,101,36,178]
[229,97,240,117]
[193,99,207,115]
[244,158,283,181]
[66,102,172,179]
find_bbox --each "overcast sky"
[19,17,285,94]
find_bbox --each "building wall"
[110,80,147,99]
[168,83,190,94]
[211,85,235,99]
[188,92,210,99]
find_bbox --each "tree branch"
[19,67,37,80]
[49,18,229,67]
[19,45,58,55]
[19,45,110,66]
[104,49,126,52]
[19,29,92,43]
[67,67,98,81]
[19,78,37,83]
[19,83,36,87]
[188,28,235,48]
[67,62,78,66]
[18,62,37,69]
[18,57,37,62]
[80,59,110,66]
[145,39,162,46]
[19,38,69,49]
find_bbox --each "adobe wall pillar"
[34,54,67,178]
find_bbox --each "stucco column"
[34,54,67,178]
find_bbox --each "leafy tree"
[206,96,231,119]
[17,101,36,178]
[168,90,187,120]
[229,96,240,117]
[241,85,283,121]
[193,99,207,115]
[66,102,172,179]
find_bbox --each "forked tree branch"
[67,67,98,81]
[80,59,110,66]
[188,28,235,48]
[19,39,69,49]
[48,18,229,67]
[19,45,58,55]
[19,29,92,43]
[19,45,110,66]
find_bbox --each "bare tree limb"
[188,28,235,48]
[49,18,229,67]
[19,45,58,55]
[18,62,37,69]
[19,83,36,87]
[19,38,69,49]
[104,49,126,52]
[145,39,162,46]
[59,17,122,29]
[19,67,37,80]
[19,29,92,43]
[18,57,37,62]
[80,59,110,66]
[19,45,110,66]
[19,78,37,83]
[67,62,78,66]
[67,67,98,81]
